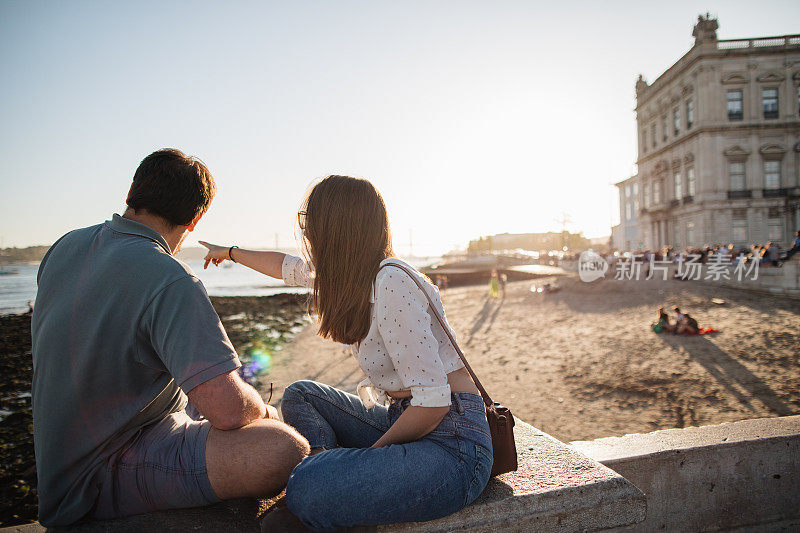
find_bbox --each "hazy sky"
[2,1,799,255]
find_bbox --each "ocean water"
[0,264,39,314]
[0,256,440,315]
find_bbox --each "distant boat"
[0,266,19,275]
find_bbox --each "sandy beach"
[263,273,800,443]
[3,273,799,526]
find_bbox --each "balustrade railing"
[716,35,800,50]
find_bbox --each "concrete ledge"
[713,261,800,297]
[2,499,266,532]
[1,420,646,532]
[381,420,645,532]
[571,415,800,532]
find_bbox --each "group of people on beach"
[616,235,800,272]
[30,149,493,531]
[652,306,700,335]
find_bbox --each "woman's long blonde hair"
[299,175,394,345]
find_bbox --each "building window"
[651,123,657,148]
[763,88,778,119]
[625,185,631,198]
[729,162,746,191]
[644,183,651,208]
[732,217,747,242]
[727,90,743,121]
[673,171,682,199]
[642,130,647,153]
[625,202,632,221]
[686,100,694,128]
[662,118,668,142]
[768,217,783,241]
[653,180,661,204]
[687,167,695,196]
[673,108,680,135]
[764,160,781,189]
[686,221,695,245]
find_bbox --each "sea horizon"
[0,255,443,315]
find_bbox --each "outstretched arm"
[199,241,285,280]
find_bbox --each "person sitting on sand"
[677,313,700,335]
[201,175,492,531]
[672,306,686,334]
[30,149,308,528]
[651,306,673,333]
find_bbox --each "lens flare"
[238,348,273,386]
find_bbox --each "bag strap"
[377,262,495,407]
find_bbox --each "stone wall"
[572,415,800,532]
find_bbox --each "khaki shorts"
[91,410,220,520]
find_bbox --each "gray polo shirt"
[31,214,241,527]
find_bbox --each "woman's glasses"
[297,210,307,230]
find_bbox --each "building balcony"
[645,203,667,214]
[762,188,788,198]
[727,189,752,199]
[669,199,680,208]
[682,195,694,204]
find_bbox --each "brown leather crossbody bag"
[378,263,518,477]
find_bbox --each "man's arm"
[187,370,268,430]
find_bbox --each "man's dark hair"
[126,148,216,226]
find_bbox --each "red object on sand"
[689,327,719,336]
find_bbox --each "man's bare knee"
[206,419,309,500]
[256,419,310,475]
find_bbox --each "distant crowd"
[611,230,800,268]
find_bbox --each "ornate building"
[613,15,800,250]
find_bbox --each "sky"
[2,1,799,256]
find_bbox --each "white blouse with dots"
[282,255,464,408]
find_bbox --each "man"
[31,149,309,527]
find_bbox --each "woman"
[200,176,492,531]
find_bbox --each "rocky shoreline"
[0,311,36,527]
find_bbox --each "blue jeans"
[280,380,493,532]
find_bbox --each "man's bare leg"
[206,418,310,499]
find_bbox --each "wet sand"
[0,312,36,527]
